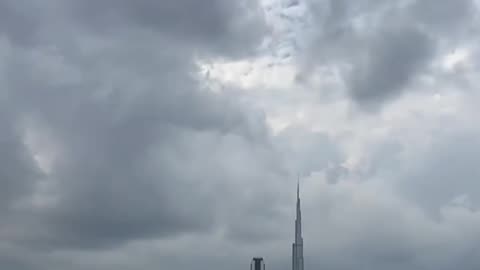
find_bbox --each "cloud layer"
[2,0,480,270]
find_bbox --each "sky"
[1,0,480,269]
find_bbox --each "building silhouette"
[249,182,304,270]
[292,181,304,270]
[251,257,265,270]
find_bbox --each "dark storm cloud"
[66,0,267,57]
[304,0,477,109]
[0,254,36,270]
[0,0,275,254]
[0,0,43,46]
[2,46,273,250]
[0,245,50,270]
[349,26,434,108]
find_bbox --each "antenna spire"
[297,177,300,200]
[292,174,304,270]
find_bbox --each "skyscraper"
[292,181,304,270]
[251,257,265,270]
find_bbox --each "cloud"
[396,131,480,214]
[349,26,434,109]
[408,0,476,33]
[302,163,480,270]
[302,0,478,109]
[66,0,268,57]
[0,0,44,46]
[2,0,480,270]
[274,126,342,176]
[0,110,38,211]
[0,0,275,254]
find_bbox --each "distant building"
[249,182,304,270]
[292,181,304,270]
[251,257,265,270]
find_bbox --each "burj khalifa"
[292,181,304,270]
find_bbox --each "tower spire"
[297,178,299,201]
[292,177,304,270]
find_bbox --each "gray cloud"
[302,171,480,270]
[2,47,274,250]
[408,0,476,33]
[2,0,480,270]
[349,26,434,109]
[0,0,276,255]
[303,0,477,109]
[397,132,480,214]
[274,126,342,176]
[0,0,43,46]
[66,0,268,57]
[325,164,348,184]
[0,111,38,211]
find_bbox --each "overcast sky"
[1,0,480,269]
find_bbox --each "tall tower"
[292,181,304,270]
[251,257,265,270]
